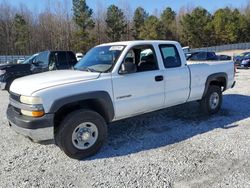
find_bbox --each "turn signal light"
[21,110,44,117]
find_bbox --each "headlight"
[0,69,6,76]
[19,95,44,117]
[20,95,43,105]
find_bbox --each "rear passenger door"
[112,45,165,119]
[159,44,190,107]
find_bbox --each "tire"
[55,109,107,159]
[200,85,222,115]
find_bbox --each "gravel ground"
[0,69,250,188]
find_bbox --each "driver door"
[112,45,165,119]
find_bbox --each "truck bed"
[186,60,235,102]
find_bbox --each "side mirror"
[119,61,137,74]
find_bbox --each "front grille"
[13,106,21,114]
[9,92,20,102]
[9,92,21,114]
[8,104,21,115]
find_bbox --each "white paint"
[9,40,235,120]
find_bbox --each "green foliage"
[160,7,177,40]
[72,0,95,52]
[132,7,148,39]
[139,16,163,40]
[13,14,29,53]
[212,8,248,44]
[180,7,213,47]
[2,1,250,55]
[106,5,127,42]
[73,30,95,53]
[246,6,250,42]
[72,0,94,30]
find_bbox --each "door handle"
[155,75,164,82]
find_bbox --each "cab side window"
[56,52,69,69]
[123,45,158,73]
[34,51,49,67]
[67,52,78,67]
[159,45,181,68]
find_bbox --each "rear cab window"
[159,44,181,68]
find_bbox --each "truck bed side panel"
[187,61,234,102]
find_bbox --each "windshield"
[21,53,38,64]
[74,45,125,72]
[239,52,249,57]
[244,53,250,58]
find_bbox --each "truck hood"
[0,64,8,69]
[0,63,30,71]
[10,70,100,95]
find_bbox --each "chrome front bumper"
[9,120,54,141]
[7,101,54,142]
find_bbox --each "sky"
[3,0,250,14]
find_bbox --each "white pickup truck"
[7,40,235,159]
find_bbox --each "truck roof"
[41,50,75,54]
[97,40,179,47]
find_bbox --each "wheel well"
[209,77,227,91]
[54,99,110,134]
[202,74,227,98]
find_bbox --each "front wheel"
[55,109,107,159]
[200,85,222,115]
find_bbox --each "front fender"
[49,91,115,122]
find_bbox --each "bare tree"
[119,0,133,40]
[93,0,107,44]
[0,0,250,55]
[0,1,16,54]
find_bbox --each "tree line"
[0,0,250,55]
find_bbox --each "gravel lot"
[0,69,250,188]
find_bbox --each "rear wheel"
[200,85,222,115]
[55,109,107,159]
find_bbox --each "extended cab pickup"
[6,41,235,159]
[0,51,77,91]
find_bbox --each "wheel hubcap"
[72,122,98,150]
[81,132,90,141]
[209,92,219,110]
